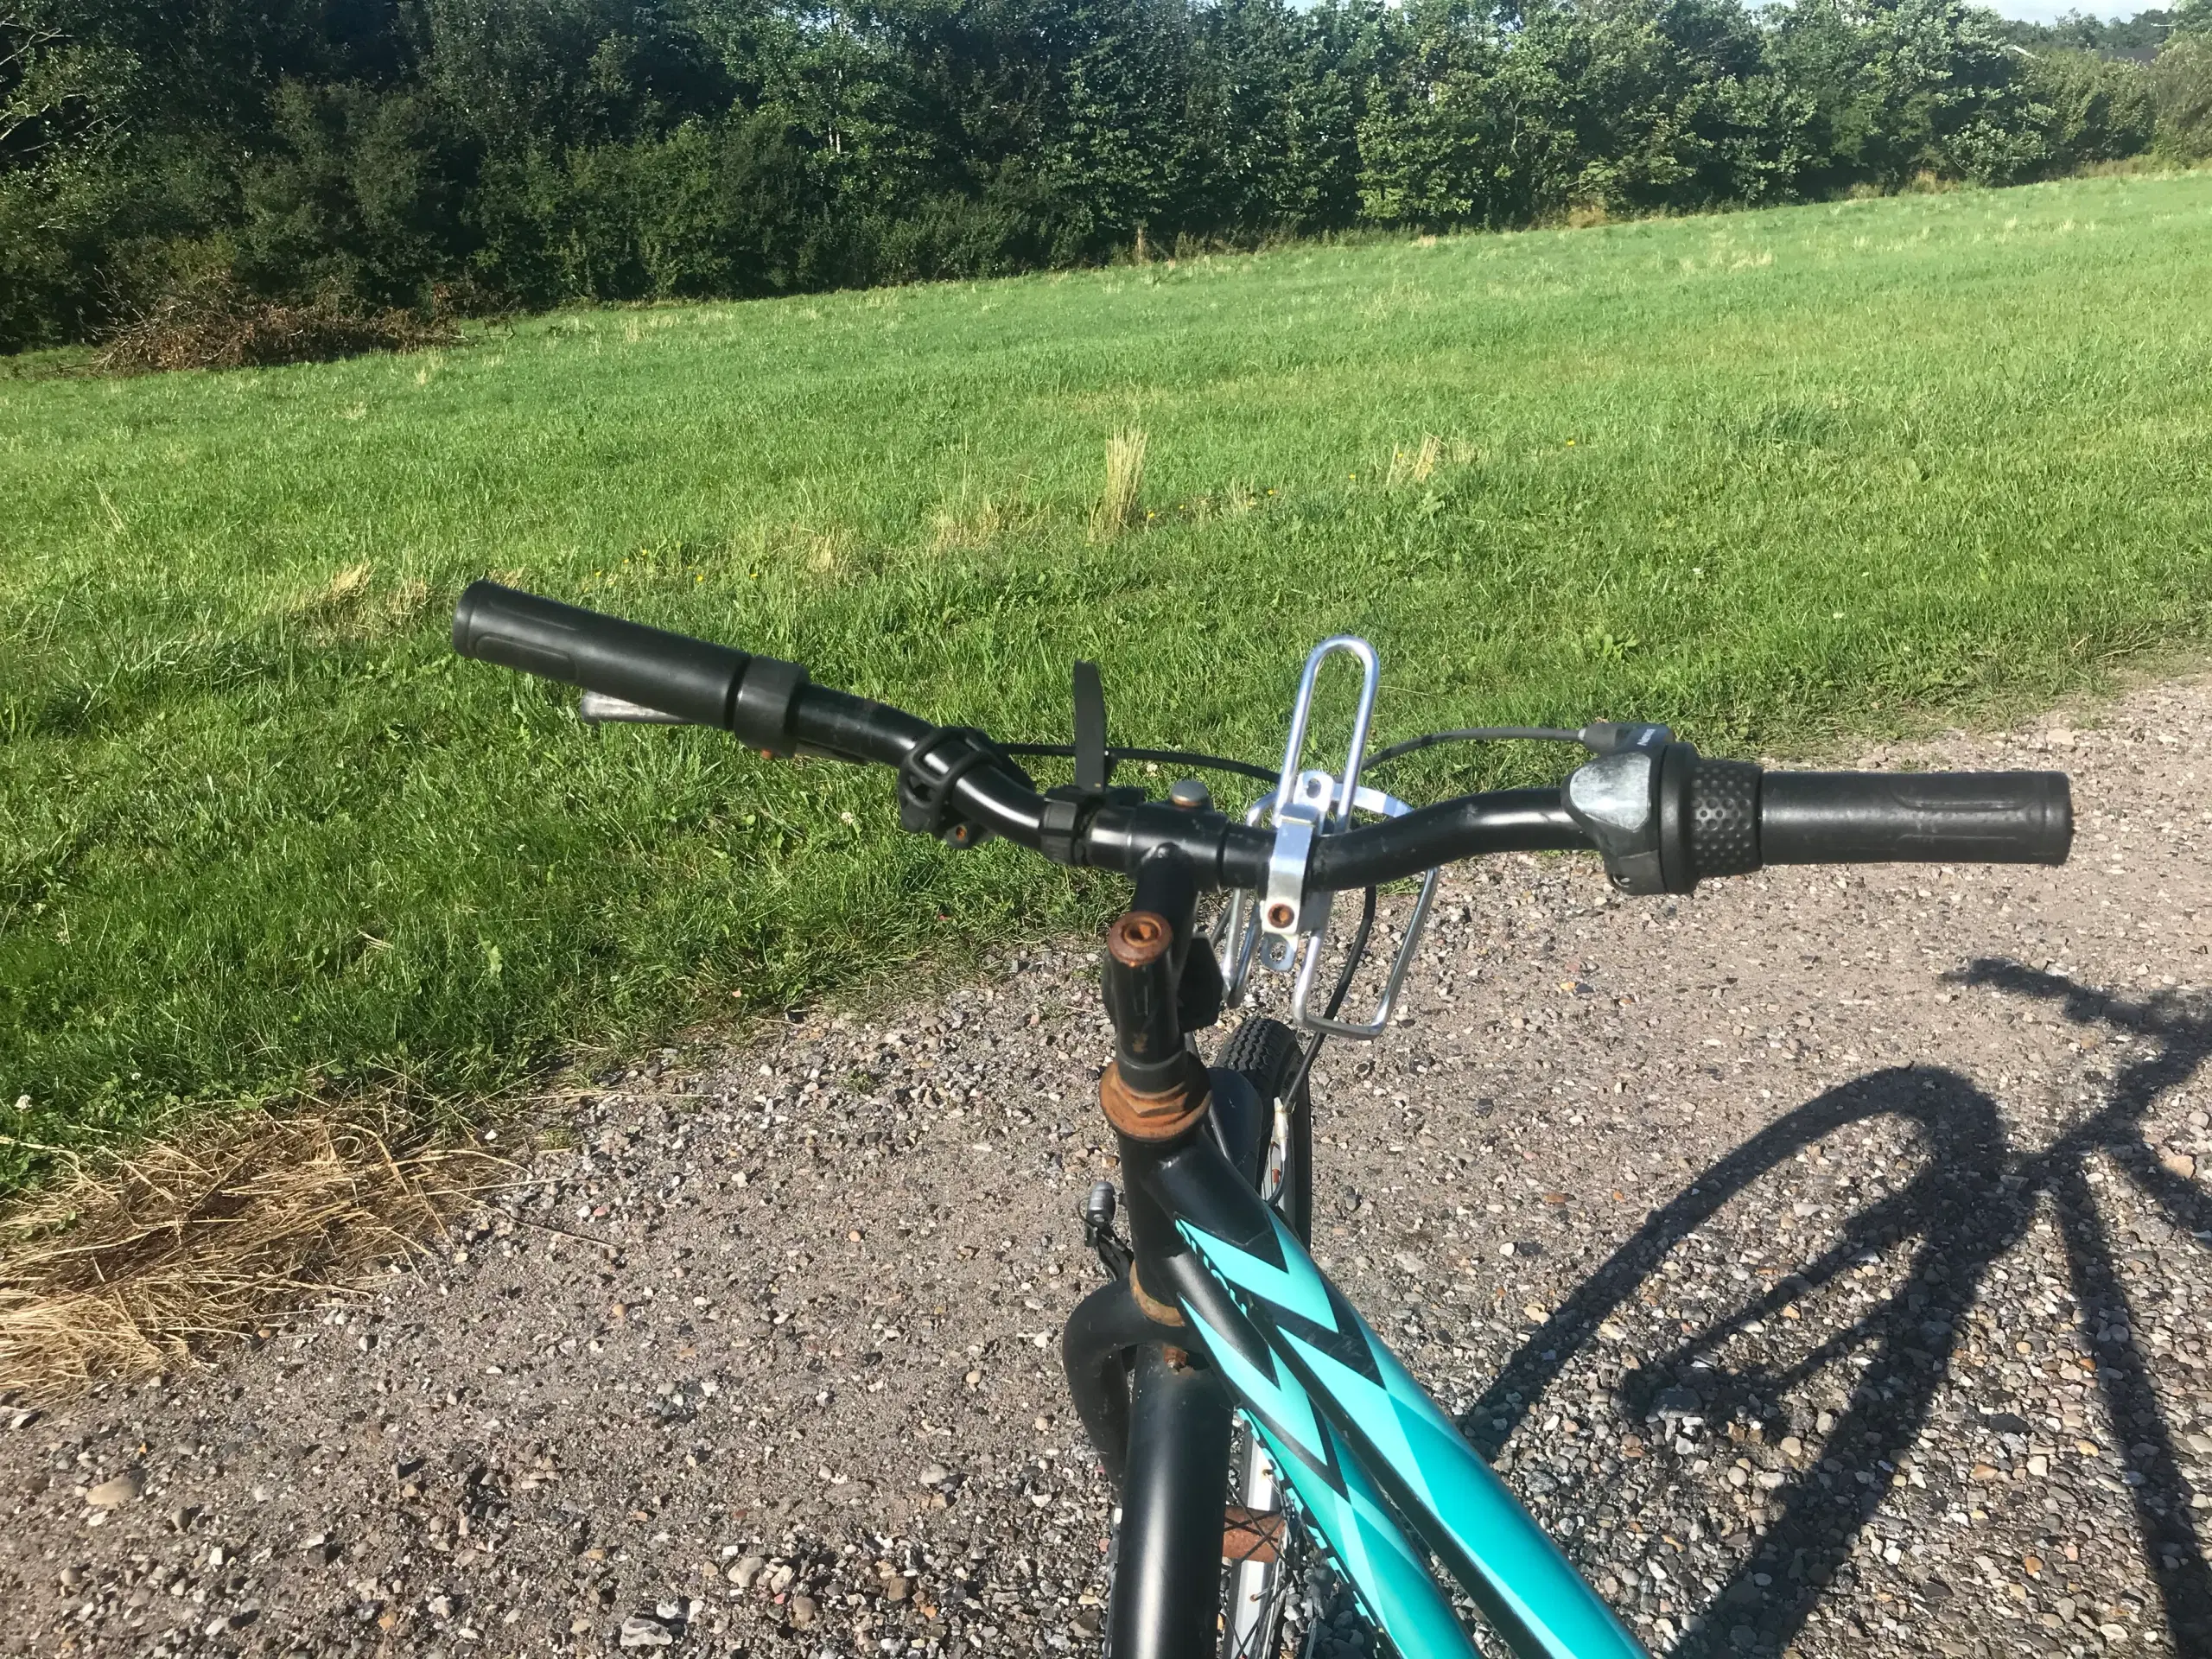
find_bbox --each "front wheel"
[1211,1018,1370,1659]
[1214,1014,1311,1241]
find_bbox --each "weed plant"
[3,174,2209,1180]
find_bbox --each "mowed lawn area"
[3,171,2209,1181]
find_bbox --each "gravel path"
[4,680,2210,1659]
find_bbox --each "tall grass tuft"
[1090,428,1148,541]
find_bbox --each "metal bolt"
[1266,901,1295,929]
[1107,911,1173,967]
[1167,778,1212,811]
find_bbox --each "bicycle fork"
[1060,849,1270,1659]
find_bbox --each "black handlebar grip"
[451,582,810,754]
[1760,770,2072,867]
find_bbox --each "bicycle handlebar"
[453,582,2073,892]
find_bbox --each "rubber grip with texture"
[1687,756,1760,880]
[1759,770,2072,867]
[451,581,810,753]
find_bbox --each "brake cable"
[999,741,1281,787]
[1007,728,1591,790]
[1363,727,1583,770]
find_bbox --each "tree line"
[1993,5,2185,58]
[4,0,2209,350]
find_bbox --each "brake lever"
[578,690,690,725]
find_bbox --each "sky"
[1983,0,2131,18]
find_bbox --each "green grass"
[4,171,2210,1185]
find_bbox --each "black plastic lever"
[1073,660,1109,791]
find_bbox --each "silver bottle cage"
[1217,636,1439,1039]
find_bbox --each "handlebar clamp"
[898,728,1033,849]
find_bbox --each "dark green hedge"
[3,0,2206,349]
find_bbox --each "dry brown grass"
[1386,434,1444,488]
[0,1103,507,1400]
[930,477,1045,552]
[96,282,458,375]
[803,524,856,573]
[283,562,435,641]
[1090,428,1149,542]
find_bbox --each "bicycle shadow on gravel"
[1456,960,2212,1658]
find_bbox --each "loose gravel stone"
[84,1470,143,1509]
[2,677,2209,1657]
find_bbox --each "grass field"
[3,170,2210,1185]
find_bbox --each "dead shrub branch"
[96,281,458,375]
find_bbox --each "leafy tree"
[2,0,130,169]
[410,0,733,153]
[1359,0,1818,227]
[2019,48,2155,170]
[1547,0,1818,213]
[1033,0,1195,257]
[2150,30,2212,156]
[1180,0,1363,237]
[237,82,478,307]
[1990,8,2180,59]
[1774,0,2044,192]
[1353,0,1503,228]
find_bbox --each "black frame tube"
[1067,1065,1282,1659]
[1106,1346,1236,1659]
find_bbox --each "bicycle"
[451,582,2074,1659]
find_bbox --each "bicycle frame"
[1097,1120,1651,1659]
[443,592,2081,1657]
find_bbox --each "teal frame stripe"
[1180,1296,1481,1659]
[1176,1211,1649,1659]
